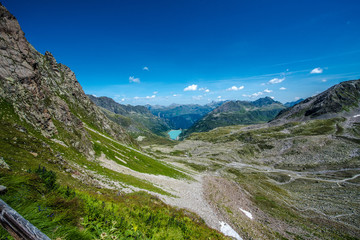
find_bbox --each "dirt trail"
[99,156,224,231]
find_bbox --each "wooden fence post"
[0,199,51,240]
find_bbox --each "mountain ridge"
[273,79,360,123]
[148,101,225,129]
[88,95,170,137]
[183,96,286,137]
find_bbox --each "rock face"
[88,95,170,135]
[183,97,286,137]
[0,4,134,155]
[274,80,360,123]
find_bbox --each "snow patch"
[239,208,253,219]
[353,114,360,118]
[136,136,145,141]
[220,221,242,240]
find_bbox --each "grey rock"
[0,157,10,169]
[0,185,7,194]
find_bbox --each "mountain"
[284,98,304,107]
[274,80,360,123]
[148,101,224,129]
[0,5,226,239]
[181,81,360,239]
[0,5,137,156]
[183,97,286,137]
[88,95,170,137]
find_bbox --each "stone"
[0,185,7,194]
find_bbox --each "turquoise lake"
[168,130,182,140]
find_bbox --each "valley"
[0,2,359,240]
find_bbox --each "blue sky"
[4,0,360,105]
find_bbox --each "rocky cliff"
[0,4,134,155]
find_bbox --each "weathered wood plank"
[0,199,51,240]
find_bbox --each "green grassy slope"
[0,98,227,239]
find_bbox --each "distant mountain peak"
[252,96,280,107]
[284,98,304,108]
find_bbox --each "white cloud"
[153,91,158,94]
[310,67,323,74]
[184,84,198,91]
[252,92,263,97]
[217,96,222,99]
[134,96,140,100]
[199,87,210,93]
[263,88,272,93]
[243,92,263,98]
[227,86,244,91]
[294,97,300,100]
[121,98,125,102]
[322,79,327,82]
[146,95,156,99]
[268,77,285,84]
[270,96,275,99]
[173,94,177,97]
[143,66,149,71]
[279,87,286,90]
[129,76,140,83]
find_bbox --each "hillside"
[183,97,286,137]
[0,4,228,239]
[1,2,360,240]
[274,80,360,123]
[88,95,171,144]
[163,80,360,239]
[148,102,224,129]
[0,10,135,154]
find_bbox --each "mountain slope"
[88,95,170,136]
[183,97,286,137]
[0,5,136,156]
[0,5,228,239]
[274,80,360,123]
[174,81,360,239]
[0,2,190,198]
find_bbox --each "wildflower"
[100,232,107,239]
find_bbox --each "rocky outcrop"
[0,4,134,155]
